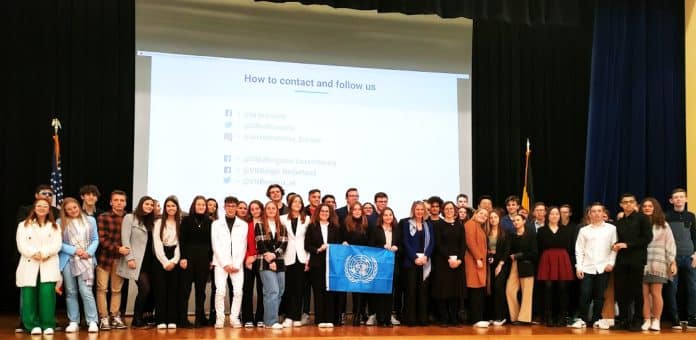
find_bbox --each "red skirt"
[537,248,574,281]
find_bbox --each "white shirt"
[153,219,180,268]
[575,222,618,274]
[320,222,329,244]
[268,221,276,238]
[385,228,393,247]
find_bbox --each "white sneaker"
[157,323,167,329]
[493,319,507,326]
[390,315,401,325]
[215,318,225,329]
[167,323,177,329]
[88,321,99,333]
[318,322,334,328]
[641,319,651,331]
[30,327,42,335]
[232,319,243,328]
[244,322,254,328]
[650,319,660,331]
[66,322,79,333]
[474,320,490,328]
[570,319,586,329]
[293,321,302,327]
[301,313,310,325]
[257,321,265,328]
[43,328,54,335]
[282,318,293,328]
[366,314,377,326]
[271,323,284,330]
[592,319,610,330]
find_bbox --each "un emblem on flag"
[344,254,378,283]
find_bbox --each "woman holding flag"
[368,207,401,327]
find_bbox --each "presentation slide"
[139,51,464,217]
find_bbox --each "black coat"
[304,222,343,270]
[615,211,653,267]
[368,223,402,275]
[431,219,465,299]
[509,230,538,278]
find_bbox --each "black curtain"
[471,20,593,215]
[257,0,592,25]
[583,0,685,212]
[0,0,134,313]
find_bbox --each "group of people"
[14,183,696,336]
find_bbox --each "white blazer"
[211,217,248,269]
[280,214,309,265]
[16,221,62,287]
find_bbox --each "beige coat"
[16,221,62,287]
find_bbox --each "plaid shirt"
[254,221,288,271]
[97,210,124,270]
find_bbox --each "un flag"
[327,244,394,294]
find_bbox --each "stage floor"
[2,315,694,339]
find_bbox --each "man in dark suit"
[612,193,652,331]
[335,187,359,224]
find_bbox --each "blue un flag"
[327,244,394,294]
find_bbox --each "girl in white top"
[16,198,62,335]
[151,196,182,329]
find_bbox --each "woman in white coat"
[211,196,248,328]
[280,194,310,328]
[16,198,62,335]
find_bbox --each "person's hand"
[691,254,696,268]
[269,262,277,271]
[509,254,516,261]
[670,262,678,276]
[495,263,503,277]
[210,262,214,270]
[127,259,136,269]
[414,257,423,266]
[612,243,627,251]
[604,264,614,272]
[31,252,43,261]
[245,256,255,269]
[317,244,328,253]
[304,262,310,272]
[180,259,188,269]
[229,266,240,273]
[75,249,85,257]
[576,270,584,279]
[342,241,349,246]
[165,262,175,271]
[118,246,130,255]
[449,259,461,269]
[263,252,276,263]
[476,259,484,268]
[390,245,398,252]
[224,265,235,273]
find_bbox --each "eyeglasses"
[621,199,636,204]
[39,191,54,197]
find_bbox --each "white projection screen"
[134,0,473,218]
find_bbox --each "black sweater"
[614,211,652,267]
[179,213,212,261]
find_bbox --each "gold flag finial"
[51,117,62,135]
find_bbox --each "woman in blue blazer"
[58,197,99,333]
[399,201,434,326]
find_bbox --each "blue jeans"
[62,265,98,323]
[577,272,609,323]
[259,270,285,326]
[666,255,696,320]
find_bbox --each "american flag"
[51,133,64,205]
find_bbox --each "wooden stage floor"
[2,315,694,339]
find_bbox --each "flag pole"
[522,138,531,211]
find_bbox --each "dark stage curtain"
[471,20,593,215]
[257,0,592,25]
[0,0,135,313]
[583,0,685,211]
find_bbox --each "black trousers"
[310,267,339,324]
[393,269,403,318]
[302,271,312,315]
[488,263,508,321]
[371,293,394,324]
[437,298,460,325]
[133,271,152,321]
[468,287,486,323]
[614,264,644,325]
[180,252,210,322]
[283,261,306,320]
[403,266,429,325]
[241,262,264,324]
[543,280,569,319]
[352,293,366,320]
[153,246,179,324]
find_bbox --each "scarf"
[62,218,94,286]
[409,219,432,281]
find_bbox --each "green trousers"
[21,279,56,330]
